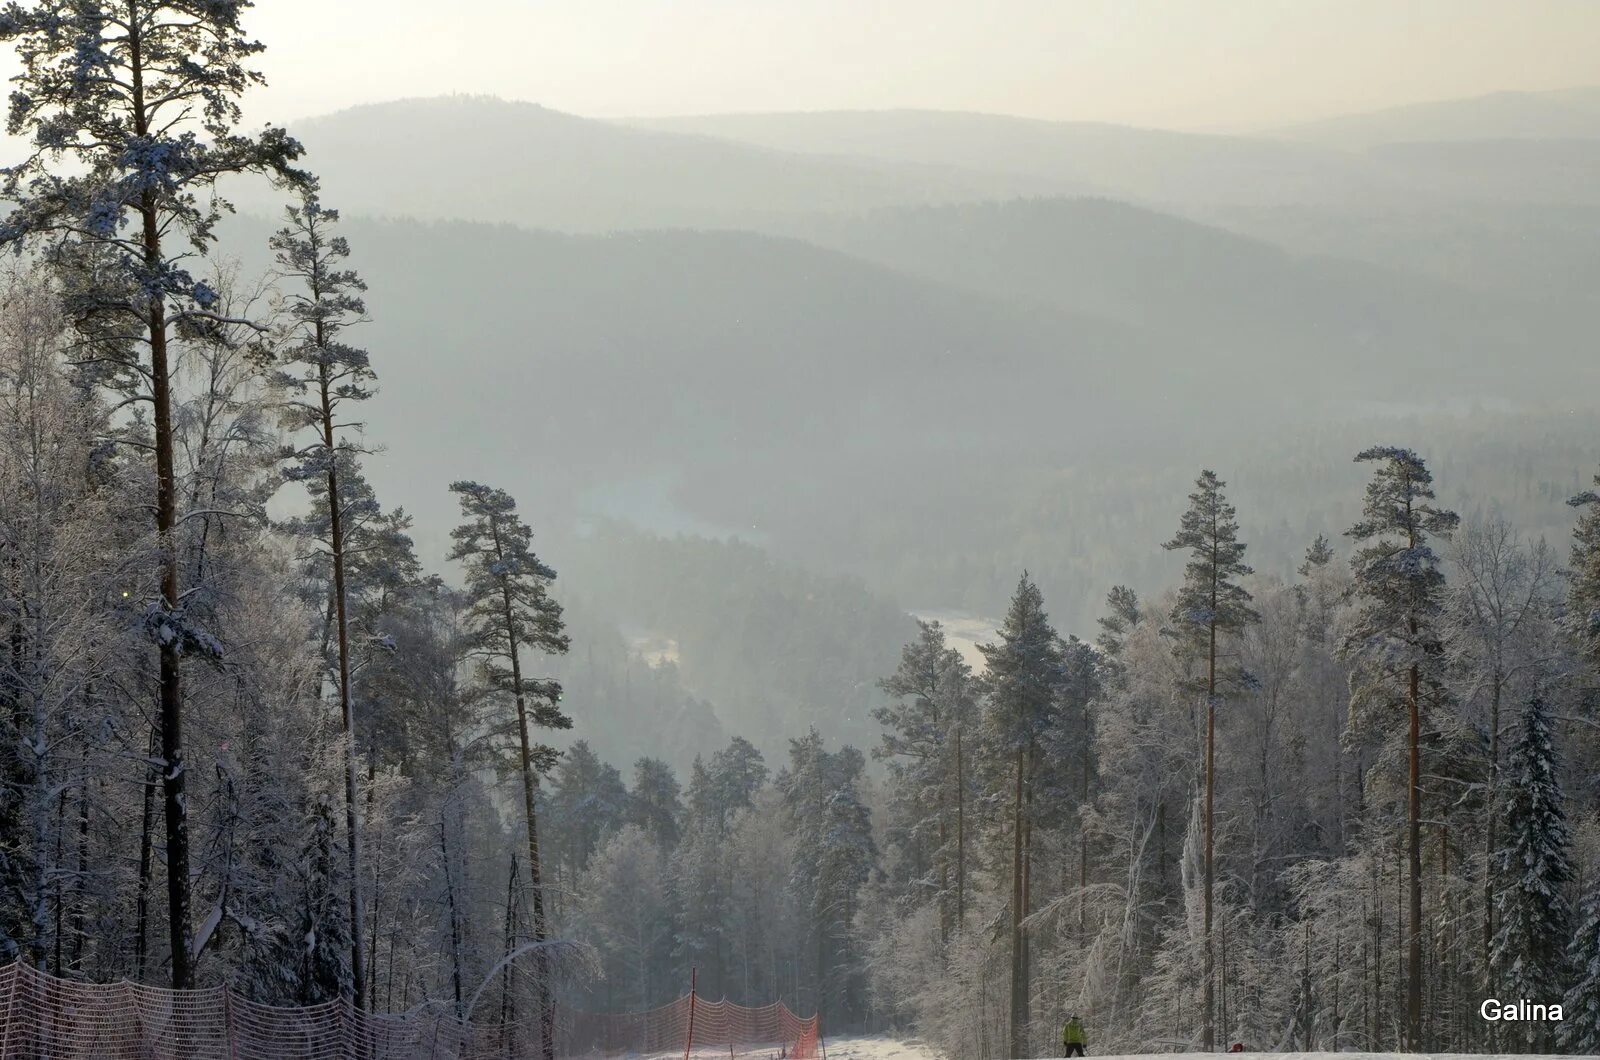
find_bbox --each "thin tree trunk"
[366,754,380,1006]
[69,758,89,972]
[440,819,463,1014]
[134,723,158,982]
[1080,699,1090,941]
[1021,748,1033,1051]
[955,727,965,928]
[1009,748,1026,1059]
[502,855,519,1035]
[52,784,64,975]
[1482,675,1500,1051]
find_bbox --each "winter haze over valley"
[0,2,1597,1058]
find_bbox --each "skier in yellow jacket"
[1062,1014,1087,1057]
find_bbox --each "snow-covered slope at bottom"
[816,1045,1558,1060]
[818,1038,945,1060]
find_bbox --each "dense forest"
[2,4,1600,1060]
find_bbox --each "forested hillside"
[1,3,1598,1057]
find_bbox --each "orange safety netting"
[0,962,821,1059]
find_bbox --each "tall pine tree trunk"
[320,365,368,1010]
[1406,659,1423,1049]
[129,9,194,984]
[1203,600,1218,1052]
[491,524,555,1060]
[514,683,553,1060]
[145,181,193,995]
[1405,503,1424,1050]
[1010,748,1027,1059]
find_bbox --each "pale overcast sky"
[1,2,1595,132]
[232,0,1600,131]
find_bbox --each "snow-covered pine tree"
[1490,694,1572,1050]
[628,757,684,852]
[296,794,354,1004]
[270,193,378,1008]
[979,573,1063,1059]
[1161,469,1259,1052]
[876,619,978,940]
[449,480,568,1060]
[1561,881,1600,1054]
[688,736,770,831]
[0,1,308,986]
[1036,635,1100,940]
[1095,585,1141,687]
[1341,446,1457,1050]
[548,740,628,881]
[1568,468,1600,668]
[779,729,876,1028]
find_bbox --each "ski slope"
[816,1045,1560,1060]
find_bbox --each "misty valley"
[0,4,1598,1060]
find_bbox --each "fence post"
[222,988,239,1060]
[683,968,697,1060]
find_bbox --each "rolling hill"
[780,197,1564,389]
[1273,85,1600,148]
[276,96,1083,231]
[629,107,1408,211]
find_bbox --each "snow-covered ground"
[816,1046,1554,1060]
[1057,1055,1556,1060]
[821,1036,944,1060]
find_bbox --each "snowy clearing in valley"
[909,610,999,670]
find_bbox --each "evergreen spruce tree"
[1161,469,1259,1052]
[1561,882,1600,1054]
[0,0,307,987]
[1568,469,1600,667]
[779,729,876,1027]
[689,737,770,831]
[877,619,978,939]
[296,795,353,1005]
[1490,694,1572,1050]
[450,481,568,1060]
[628,757,684,852]
[1094,585,1141,686]
[271,193,376,1007]
[979,573,1063,1059]
[1341,446,1457,1050]
[549,740,628,877]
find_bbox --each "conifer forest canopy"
[0,2,1598,1057]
